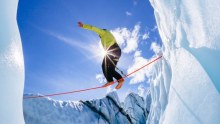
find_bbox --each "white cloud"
[127,50,149,84]
[134,50,141,57]
[150,42,161,54]
[126,49,161,85]
[111,27,130,47]
[111,23,141,54]
[126,11,132,16]
[96,73,106,84]
[142,32,150,40]
[123,24,141,53]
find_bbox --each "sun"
[101,49,108,57]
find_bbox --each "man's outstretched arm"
[78,22,105,36]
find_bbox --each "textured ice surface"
[23,92,150,124]
[0,0,25,124]
[147,0,220,124]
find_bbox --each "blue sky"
[18,0,161,101]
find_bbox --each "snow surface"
[23,92,149,124]
[0,0,25,124]
[146,0,220,124]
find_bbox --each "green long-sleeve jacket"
[82,24,116,50]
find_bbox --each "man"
[78,22,124,89]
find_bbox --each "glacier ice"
[124,93,148,124]
[23,92,149,124]
[146,0,220,124]
[0,0,25,124]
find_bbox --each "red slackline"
[24,55,162,99]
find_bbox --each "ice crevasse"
[146,0,220,124]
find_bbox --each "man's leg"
[102,56,114,87]
[110,59,123,81]
[108,46,122,81]
[110,57,124,89]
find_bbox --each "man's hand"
[78,22,83,27]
